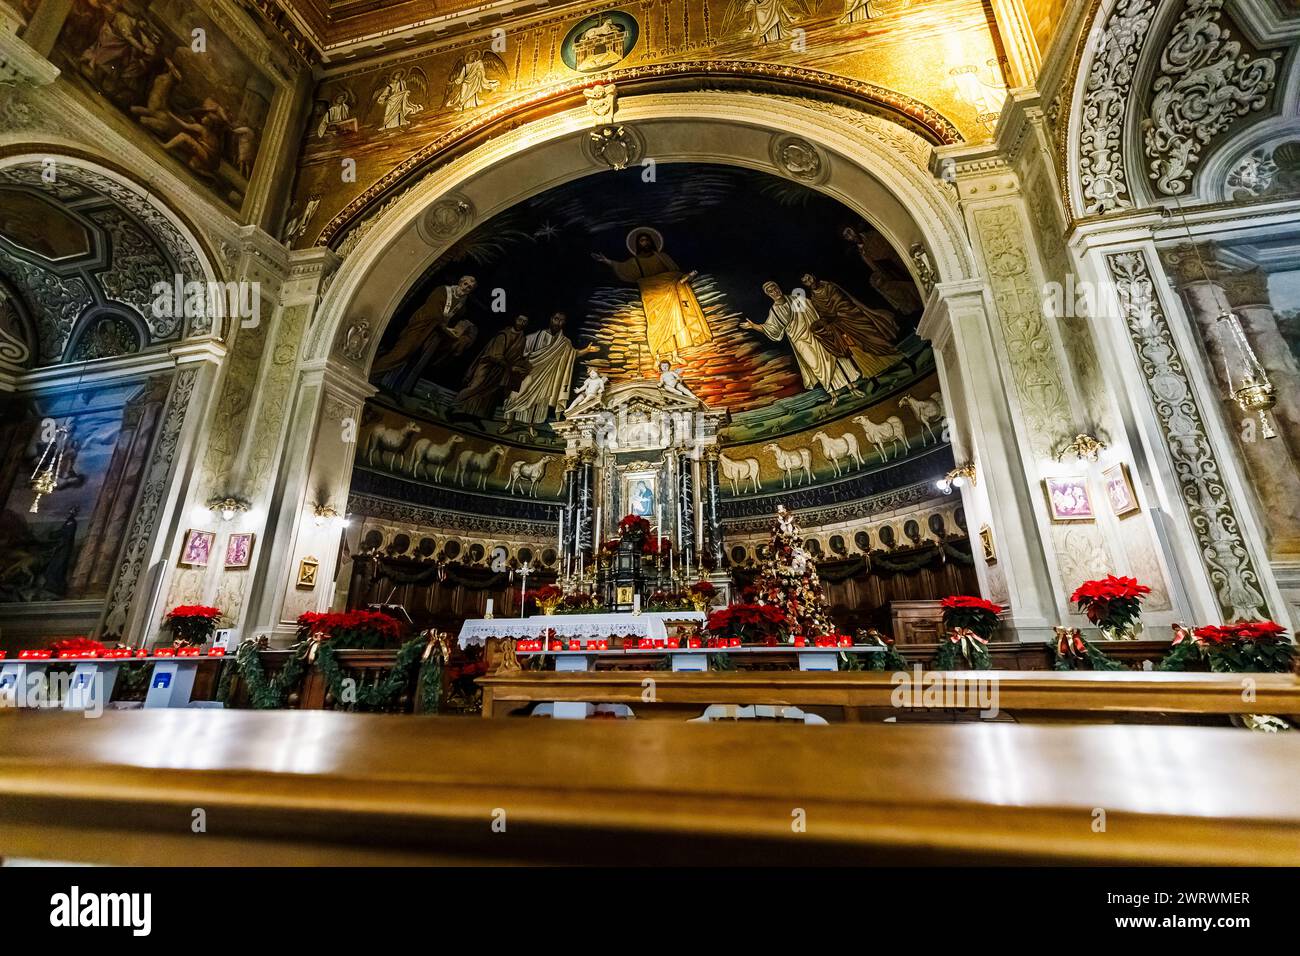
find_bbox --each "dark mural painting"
[53,0,274,208]
[371,163,931,446]
[0,375,170,604]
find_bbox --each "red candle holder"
[793,635,806,647]
[729,637,742,648]
[567,640,582,651]
[838,635,853,647]
[0,651,6,659]
[154,648,175,658]
[208,647,226,657]
[19,650,52,660]
[687,636,701,648]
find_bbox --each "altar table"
[457,611,706,649]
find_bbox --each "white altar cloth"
[458,611,706,648]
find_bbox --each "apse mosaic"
[361,162,948,505]
[51,0,277,209]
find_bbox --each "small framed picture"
[296,554,318,590]
[979,524,996,564]
[1102,463,1140,518]
[296,556,320,589]
[225,532,255,569]
[1043,476,1095,522]
[179,529,216,567]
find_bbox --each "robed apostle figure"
[452,314,532,419]
[501,312,599,435]
[593,228,712,360]
[372,276,478,393]
[800,273,907,384]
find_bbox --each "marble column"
[703,446,724,567]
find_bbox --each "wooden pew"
[477,668,1300,723]
[0,710,1297,865]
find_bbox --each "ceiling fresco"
[358,161,952,511]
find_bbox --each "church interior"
[1,0,1300,876]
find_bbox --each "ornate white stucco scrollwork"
[1078,0,1156,215]
[1107,250,1269,622]
[1144,0,1280,196]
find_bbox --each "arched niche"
[251,92,979,635]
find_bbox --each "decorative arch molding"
[1065,0,1300,220]
[0,147,223,292]
[314,62,965,249]
[304,90,973,370]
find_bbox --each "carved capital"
[0,17,59,88]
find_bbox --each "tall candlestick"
[558,509,565,576]
[595,506,601,549]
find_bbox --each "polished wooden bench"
[477,668,1300,723]
[0,710,1297,864]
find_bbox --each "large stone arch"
[246,91,977,638]
[0,149,228,645]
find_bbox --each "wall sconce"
[313,504,351,529]
[1056,433,1108,463]
[936,463,977,494]
[206,496,250,521]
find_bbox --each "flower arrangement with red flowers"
[166,605,222,644]
[618,514,651,541]
[50,637,107,658]
[688,580,718,611]
[853,628,909,671]
[525,584,565,615]
[1191,620,1294,673]
[935,595,1002,669]
[706,603,788,646]
[1052,626,1125,672]
[1070,575,1151,638]
[555,591,603,614]
[294,609,403,649]
[646,590,691,611]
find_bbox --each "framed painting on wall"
[225,532,255,569]
[179,529,216,567]
[1102,464,1140,518]
[297,556,320,589]
[1043,476,1095,522]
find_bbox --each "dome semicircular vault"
[358,162,951,511]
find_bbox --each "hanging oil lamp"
[29,422,69,514]
[1216,307,1278,439]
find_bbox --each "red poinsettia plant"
[618,514,651,540]
[525,584,565,614]
[50,637,107,658]
[646,590,691,611]
[706,603,788,646]
[1070,575,1151,635]
[1191,620,1294,673]
[940,595,1003,639]
[166,605,222,644]
[296,609,403,649]
[556,592,602,614]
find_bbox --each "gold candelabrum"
[936,462,977,495]
[28,422,69,515]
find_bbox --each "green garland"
[232,641,310,709]
[1053,636,1126,671]
[314,636,444,713]
[932,633,992,670]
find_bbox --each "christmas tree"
[751,506,835,640]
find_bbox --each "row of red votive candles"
[11,647,227,661]
[797,635,855,648]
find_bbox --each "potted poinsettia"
[1193,620,1295,674]
[618,514,651,547]
[934,595,1001,669]
[706,603,788,646]
[525,584,565,616]
[165,605,222,645]
[1070,575,1151,639]
[688,580,718,611]
[295,609,403,649]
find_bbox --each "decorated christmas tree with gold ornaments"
[750,505,835,641]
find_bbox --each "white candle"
[558,510,564,568]
[633,594,641,614]
[595,506,602,546]
[485,598,494,618]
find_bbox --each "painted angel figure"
[443,50,508,112]
[371,68,427,131]
[317,90,356,137]
[720,0,813,44]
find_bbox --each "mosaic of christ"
[370,163,931,445]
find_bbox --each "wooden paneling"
[1,710,1297,865]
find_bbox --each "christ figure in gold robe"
[593,228,712,360]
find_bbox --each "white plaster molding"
[0,15,58,88]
